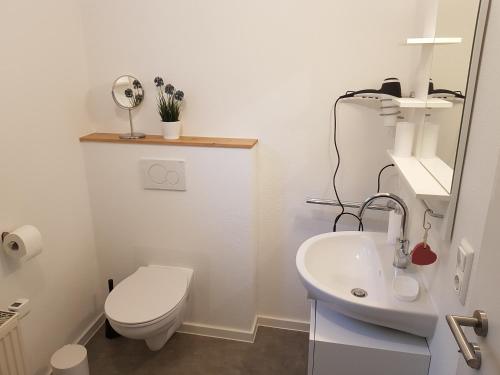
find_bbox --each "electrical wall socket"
[454,239,474,305]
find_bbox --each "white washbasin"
[296,231,437,337]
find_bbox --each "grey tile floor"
[86,326,308,375]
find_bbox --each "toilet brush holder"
[105,279,121,339]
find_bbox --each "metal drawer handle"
[446,310,488,369]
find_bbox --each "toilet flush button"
[140,159,186,191]
[166,171,180,185]
[148,164,168,184]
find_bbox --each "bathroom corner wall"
[82,144,259,331]
[79,0,420,325]
[400,3,500,374]
[0,1,102,374]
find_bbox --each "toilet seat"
[105,266,192,326]
[107,294,186,328]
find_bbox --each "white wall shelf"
[406,37,463,45]
[392,97,453,109]
[345,97,452,108]
[419,157,453,193]
[387,150,450,201]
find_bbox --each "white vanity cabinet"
[308,301,431,375]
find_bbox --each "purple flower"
[124,88,133,98]
[133,79,142,88]
[165,84,175,95]
[174,90,185,101]
[154,76,164,87]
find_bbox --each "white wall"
[400,2,500,374]
[1,1,496,372]
[82,143,258,332]
[0,1,102,374]
[79,0,420,323]
[2,2,496,373]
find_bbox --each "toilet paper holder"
[1,232,19,251]
[1,232,9,241]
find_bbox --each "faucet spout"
[357,193,411,268]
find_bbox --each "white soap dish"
[393,275,420,302]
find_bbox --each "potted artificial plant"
[154,76,185,139]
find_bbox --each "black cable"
[333,212,364,232]
[331,94,364,232]
[377,164,395,193]
[331,97,343,210]
[330,95,395,232]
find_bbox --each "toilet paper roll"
[3,225,43,262]
[420,121,440,158]
[394,121,415,157]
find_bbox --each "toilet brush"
[105,279,121,339]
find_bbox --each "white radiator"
[0,311,26,375]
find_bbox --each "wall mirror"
[419,0,490,239]
[111,75,145,139]
[418,0,483,193]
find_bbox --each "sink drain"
[351,288,368,298]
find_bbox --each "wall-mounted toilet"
[104,265,193,351]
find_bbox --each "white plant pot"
[162,121,182,140]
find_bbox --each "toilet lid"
[105,266,192,325]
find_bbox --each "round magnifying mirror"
[111,75,146,139]
[112,75,144,109]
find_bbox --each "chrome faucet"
[357,193,411,269]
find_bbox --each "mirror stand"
[119,108,146,139]
[112,74,146,139]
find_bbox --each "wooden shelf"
[387,150,450,201]
[80,133,258,149]
[406,37,462,45]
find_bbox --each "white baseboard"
[76,312,310,347]
[178,320,257,343]
[179,315,310,343]
[256,315,310,333]
[76,313,106,346]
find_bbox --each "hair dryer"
[340,77,402,99]
[428,79,465,99]
[339,77,403,126]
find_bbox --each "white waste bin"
[50,344,89,375]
